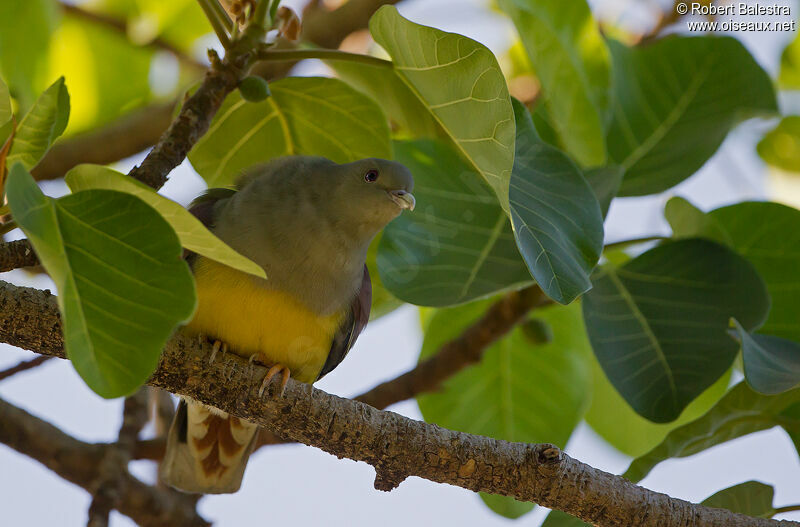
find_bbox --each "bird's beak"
[389,189,416,211]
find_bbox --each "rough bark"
[0,239,40,272]
[0,280,795,527]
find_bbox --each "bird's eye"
[364,169,379,182]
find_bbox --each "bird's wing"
[317,265,372,380]
[184,187,237,264]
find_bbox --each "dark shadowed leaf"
[757,116,800,173]
[585,353,731,458]
[370,6,515,209]
[498,0,609,166]
[733,320,800,395]
[188,76,391,187]
[702,481,776,518]
[607,36,777,196]
[6,77,70,170]
[6,164,196,398]
[623,382,800,482]
[378,140,532,307]
[418,301,591,519]
[509,99,603,304]
[582,239,769,422]
[585,166,623,218]
[709,202,800,342]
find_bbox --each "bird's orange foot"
[208,339,228,364]
[258,363,291,398]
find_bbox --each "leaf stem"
[197,0,232,49]
[255,48,393,68]
[604,235,668,251]
[208,0,234,31]
[775,505,800,514]
[0,220,17,235]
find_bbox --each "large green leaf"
[623,382,800,482]
[370,6,515,209]
[584,166,623,218]
[498,0,609,167]
[757,116,800,173]
[64,164,265,279]
[50,12,153,133]
[702,481,776,518]
[6,164,196,398]
[6,77,70,170]
[0,76,11,146]
[607,36,777,196]
[585,354,731,458]
[378,140,532,307]
[0,0,57,108]
[779,30,800,89]
[188,76,391,187]
[733,320,800,395]
[709,202,800,342]
[417,301,591,519]
[365,232,403,320]
[509,99,603,304]
[330,60,440,138]
[582,239,770,422]
[664,197,730,245]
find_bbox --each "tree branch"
[0,280,795,527]
[0,354,52,381]
[0,239,40,272]
[0,394,209,527]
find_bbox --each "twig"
[0,239,39,272]
[604,235,668,250]
[777,506,800,515]
[197,0,232,49]
[0,355,52,381]
[60,3,206,70]
[0,394,209,527]
[0,281,795,527]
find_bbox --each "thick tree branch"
[0,239,40,272]
[0,280,795,527]
[0,394,209,527]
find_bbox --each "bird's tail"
[161,398,259,494]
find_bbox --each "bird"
[160,155,415,494]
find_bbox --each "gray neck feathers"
[212,175,371,316]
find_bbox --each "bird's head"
[328,157,415,235]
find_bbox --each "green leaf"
[709,202,800,342]
[757,116,800,173]
[370,5,515,210]
[64,164,265,279]
[188,76,391,187]
[6,77,70,171]
[585,353,731,458]
[779,30,800,89]
[664,197,730,245]
[541,510,590,527]
[330,60,440,138]
[0,0,57,108]
[733,320,800,395]
[702,481,776,518]
[509,99,603,304]
[623,381,800,482]
[584,166,623,218]
[418,301,591,519]
[607,36,777,196]
[498,0,609,167]
[365,232,403,320]
[6,163,196,398]
[582,239,770,422]
[378,140,532,307]
[479,493,534,520]
[0,76,13,150]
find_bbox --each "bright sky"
[2,1,800,526]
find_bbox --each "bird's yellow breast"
[185,258,345,383]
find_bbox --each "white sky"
[2,0,800,526]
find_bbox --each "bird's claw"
[258,363,291,398]
[208,340,228,364]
